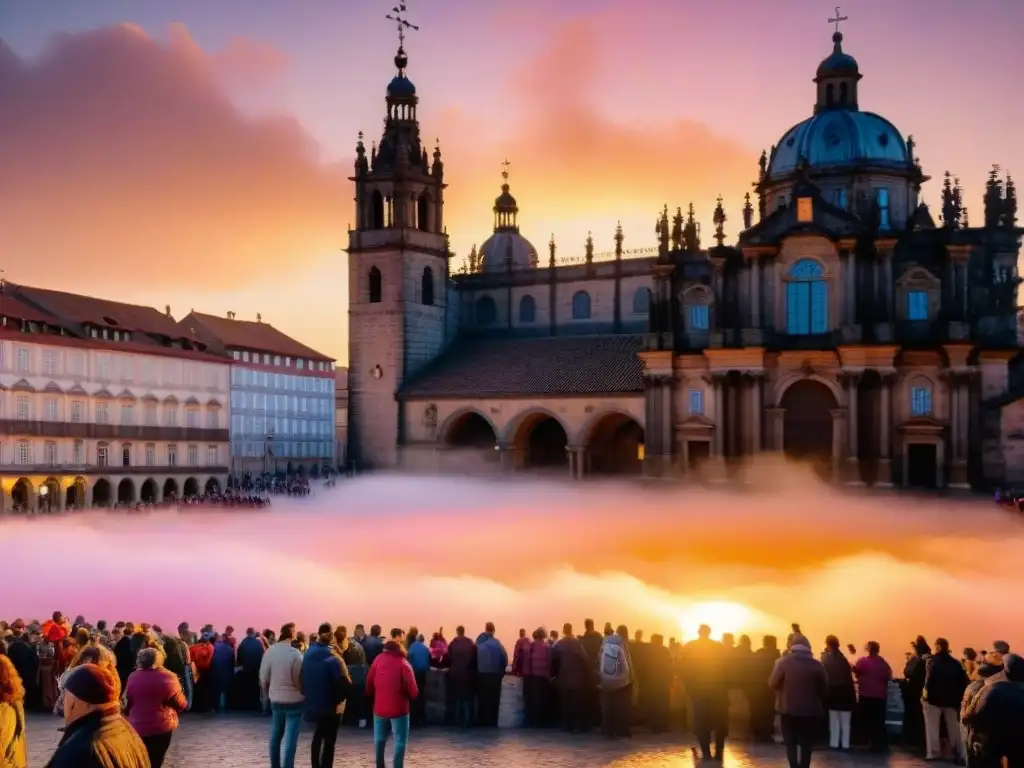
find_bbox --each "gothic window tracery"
[785,258,828,334]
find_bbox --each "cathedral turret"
[713,196,727,246]
[477,159,538,272]
[1005,175,1018,229]
[985,165,1005,229]
[742,193,754,230]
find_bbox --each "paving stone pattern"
[27,714,931,767]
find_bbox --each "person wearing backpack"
[598,626,636,738]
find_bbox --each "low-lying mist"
[1,465,1020,660]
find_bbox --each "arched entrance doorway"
[117,478,135,505]
[205,477,221,495]
[513,414,569,470]
[41,477,61,513]
[65,477,87,510]
[184,477,199,497]
[11,478,32,512]
[163,478,179,500]
[781,379,837,478]
[445,412,498,450]
[140,479,158,503]
[93,479,112,507]
[586,412,645,475]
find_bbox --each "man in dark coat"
[44,663,149,768]
[551,623,594,733]
[237,628,266,710]
[444,626,477,728]
[681,625,729,761]
[922,637,968,761]
[643,635,672,733]
[6,624,40,712]
[963,653,1024,768]
[578,619,604,727]
[750,636,781,742]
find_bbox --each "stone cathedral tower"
[346,40,448,468]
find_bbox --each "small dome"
[479,231,538,273]
[766,110,910,181]
[388,75,416,97]
[495,185,517,210]
[816,32,859,78]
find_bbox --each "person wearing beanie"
[301,622,349,768]
[45,663,149,768]
[769,635,828,768]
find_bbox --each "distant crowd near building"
[0,282,344,516]
[0,612,1020,768]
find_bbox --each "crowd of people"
[0,612,1020,768]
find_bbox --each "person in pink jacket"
[124,647,188,768]
[853,641,893,754]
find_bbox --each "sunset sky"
[2,0,1022,362]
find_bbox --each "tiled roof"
[0,291,60,325]
[400,334,645,399]
[183,312,333,362]
[13,284,189,340]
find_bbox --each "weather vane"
[386,3,420,48]
[828,6,848,34]
[501,158,511,182]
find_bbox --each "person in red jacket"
[125,648,188,768]
[365,629,419,768]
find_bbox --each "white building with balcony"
[0,285,231,512]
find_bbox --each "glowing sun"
[677,600,753,639]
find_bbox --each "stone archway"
[443,411,498,455]
[584,412,645,475]
[781,379,838,478]
[117,478,135,505]
[183,477,199,497]
[205,477,221,495]
[65,477,87,510]
[140,478,158,503]
[41,477,61,513]
[511,412,569,470]
[93,478,112,507]
[163,478,179,500]
[11,477,32,512]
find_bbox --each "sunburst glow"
[676,600,754,639]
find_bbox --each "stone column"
[830,408,846,484]
[949,373,969,488]
[750,259,761,327]
[567,446,577,479]
[766,407,785,453]
[843,250,855,325]
[877,374,894,487]
[842,372,863,485]
[750,374,763,454]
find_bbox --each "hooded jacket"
[768,644,829,718]
[43,708,150,768]
[365,641,419,718]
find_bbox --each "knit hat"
[64,664,119,705]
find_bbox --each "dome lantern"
[479,158,538,273]
[814,10,861,114]
[493,158,520,233]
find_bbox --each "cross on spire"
[828,6,848,34]
[385,3,420,49]
[501,158,511,182]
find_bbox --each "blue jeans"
[373,714,410,768]
[270,702,303,768]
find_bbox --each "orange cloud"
[0,24,343,291]
[433,14,757,263]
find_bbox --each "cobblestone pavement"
[27,714,931,767]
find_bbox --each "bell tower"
[347,4,449,469]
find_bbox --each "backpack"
[599,641,630,686]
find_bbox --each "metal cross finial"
[385,2,419,48]
[501,158,510,181]
[828,6,848,34]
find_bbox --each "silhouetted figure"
[750,636,780,742]
[552,623,593,733]
[682,625,728,760]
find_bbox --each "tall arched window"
[910,384,933,417]
[476,296,497,326]
[632,287,651,315]
[417,193,430,232]
[572,291,591,320]
[826,83,835,107]
[839,82,849,105]
[785,259,827,334]
[421,267,434,306]
[519,295,536,323]
[368,267,382,303]
[370,190,385,229]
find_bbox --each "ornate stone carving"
[423,403,438,437]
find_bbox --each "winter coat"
[0,700,27,768]
[407,641,431,673]
[769,645,829,719]
[6,639,38,698]
[124,667,187,737]
[962,679,1024,764]
[820,649,857,711]
[681,638,727,702]
[237,636,265,676]
[43,708,150,768]
[444,636,477,692]
[365,641,419,718]
[210,642,236,690]
[300,642,345,718]
[189,642,214,674]
[475,634,508,675]
[522,640,552,679]
[512,636,530,676]
[923,651,968,708]
[579,630,603,669]
[551,635,593,691]
[853,654,892,700]
[259,641,304,705]
[361,635,384,666]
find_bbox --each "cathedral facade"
[346,31,1024,490]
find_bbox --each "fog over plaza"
[2,469,1020,654]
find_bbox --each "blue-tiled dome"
[766,110,911,181]
[479,232,538,273]
[388,75,416,97]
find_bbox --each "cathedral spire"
[713,196,727,246]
